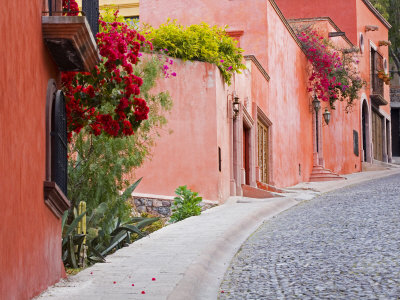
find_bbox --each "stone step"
[309,176,345,182]
[256,181,285,193]
[309,165,345,182]
[242,185,283,199]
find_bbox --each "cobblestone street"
[220,174,400,299]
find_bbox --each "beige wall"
[77,0,139,17]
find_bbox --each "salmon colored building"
[132,0,391,205]
[0,0,98,298]
[276,0,392,164]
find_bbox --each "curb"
[167,197,298,300]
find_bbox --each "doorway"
[257,120,269,184]
[372,109,383,161]
[243,125,250,185]
[362,101,369,162]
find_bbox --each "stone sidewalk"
[35,168,400,300]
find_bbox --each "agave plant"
[62,209,87,268]
[62,178,160,267]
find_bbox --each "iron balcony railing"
[370,51,387,106]
[46,0,99,36]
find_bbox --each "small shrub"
[169,186,202,223]
[143,20,246,85]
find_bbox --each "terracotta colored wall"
[355,0,390,115]
[139,0,315,189]
[291,19,363,175]
[0,1,65,299]
[136,0,387,197]
[265,1,314,186]
[140,0,270,70]
[275,0,358,44]
[133,59,227,201]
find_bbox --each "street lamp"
[312,94,321,113]
[232,93,240,119]
[323,108,331,125]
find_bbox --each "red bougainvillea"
[298,30,364,109]
[62,11,153,141]
[62,0,79,16]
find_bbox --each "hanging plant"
[298,30,365,110]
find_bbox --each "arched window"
[44,79,70,218]
[51,90,68,195]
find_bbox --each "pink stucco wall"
[133,58,230,202]
[140,0,270,70]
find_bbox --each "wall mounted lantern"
[323,108,331,125]
[312,94,321,113]
[232,92,240,119]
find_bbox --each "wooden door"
[372,110,383,161]
[257,120,269,184]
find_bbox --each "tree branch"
[389,46,400,77]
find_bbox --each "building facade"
[130,0,390,206]
[276,0,392,163]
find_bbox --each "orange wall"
[355,0,390,115]
[265,1,314,186]
[0,1,65,299]
[275,0,358,44]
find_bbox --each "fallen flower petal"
[152,278,156,281]
[141,291,146,294]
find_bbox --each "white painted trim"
[370,40,378,51]
[377,107,391,120]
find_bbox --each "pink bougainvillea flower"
[227,66,233,71]
[171,72,176,77]
[220,59,224,63]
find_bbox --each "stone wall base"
[130,196,219,218]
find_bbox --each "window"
[44,79,70,218]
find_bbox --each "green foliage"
[99,6,126,24]
[64,52,171,267]
[68,56,172,213]
[62,210,86,268]
[86,182,159,262]
[143,20,246,85]
[62,182,160,266]
[169,186,202,223]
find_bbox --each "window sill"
[44,181,71,218]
